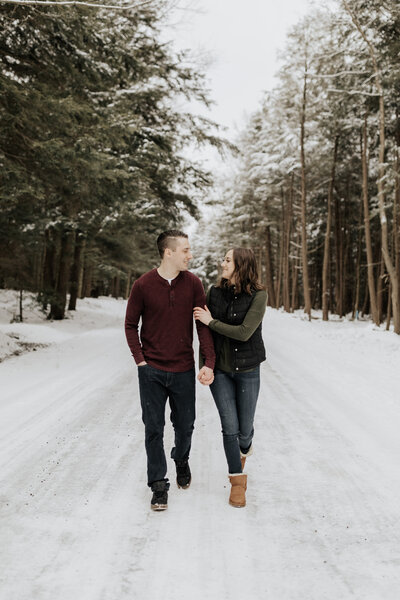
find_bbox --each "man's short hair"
[157,230,188,258]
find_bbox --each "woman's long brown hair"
[217,247,265,295]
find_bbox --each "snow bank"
[0,290,126,361]
[269,307,400,370]
[0,331,20,360]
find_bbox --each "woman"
[194,247,267,508]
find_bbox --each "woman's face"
[221,249,235,282]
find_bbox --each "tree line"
[206,0,400,333]
[0,0,223,319]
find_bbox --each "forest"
[0,0,224,318]
[197,0,400,333]
[1,0,400,333]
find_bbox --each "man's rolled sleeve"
[125,280,145,364]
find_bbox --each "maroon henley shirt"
[125,268,215,372]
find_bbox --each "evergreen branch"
[308,70,374,79]
[326,87,380,97]
[0,0,154,9]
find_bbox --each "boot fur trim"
[240,444,253,458]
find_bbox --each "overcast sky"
[167,0,313,138]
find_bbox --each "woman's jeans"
[138,364,196,486]
[210,366,260,474]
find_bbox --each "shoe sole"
[151,503,168,511]
[229,500,246,508]
[176,479,191,489]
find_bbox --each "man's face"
[169,237,193,271]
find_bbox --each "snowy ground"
[1,291,400,600]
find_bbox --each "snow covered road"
[1,301,400,600]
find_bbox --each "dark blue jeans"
[138,364,196,486]
[210,366,260,474]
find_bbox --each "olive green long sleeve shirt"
[202,288,267,372]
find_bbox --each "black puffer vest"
[208,285,266,372]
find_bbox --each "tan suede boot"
[228,474,247,508]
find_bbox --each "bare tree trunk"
[125,270,132,299]
[68,233,85,311]
[50,229,75,320]
[361,117,379,324]
[310,261,319,309]
[386,282,392,330]
[333,176,345,317]
[300,64,312,320]
[258,246,263,287]
[342,192,354,315]
[283,177,293,312]
[112,274,121,299]
[37,237,46,293]
[352,199,363,319]
[33,241,45,293]
[361,276,369,317]
[375,71,399,331]
[342,177,351,315]
[19,289,23,323]
[376,249,384,325]
[322,136,339,320]
[265,226,276,307]
[344,0,399,332]
[275,194,284,308]
[42,226,61,312]
[291,226,300,311]
[343,233,349,317]
[81,241,94,299]
[373,80,399,328]
[394,118,400,327]
[83,265,93,298]
[77,237,87,299]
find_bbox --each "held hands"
[194,305,214,385]
[197,366,214,386]
[193,305,213,326]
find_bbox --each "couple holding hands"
[125,230,267,511]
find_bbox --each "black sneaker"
[175,459,191,489]
[150,480,170,511]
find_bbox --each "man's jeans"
[210,366,260,474]
[138,364,196,486]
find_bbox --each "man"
[125,230,215,511]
